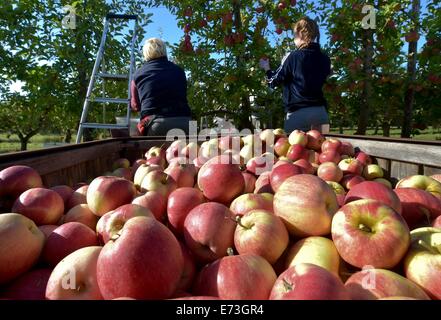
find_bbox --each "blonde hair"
[293,17,320,48]
[143,38,167,61]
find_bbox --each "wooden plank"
[390,161,420,181]
[424,166,441,176]
[335,137,441,169]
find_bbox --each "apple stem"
[282,279,293,292]
[227,247,235,256]
[235,215,249,229]
[418,240,439,255]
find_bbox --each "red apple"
[112,167,132,180]
[193,254,277,299]
[341,174,366,190]
[50,185,74,209]
[338,158,364,176]
[254,171,274,194]
[355,151,372,166]
[246,153,275,176]
[145,145,166,160]
[345,181,402,214]
[167,187,205,236]
[294,159,315,175]
[183,202,236,264]
[181,142,200,160]
[332,199,410,269]
[87,176,136,216]
[1,268,52,300]
[274,137,290,157]
[288,130,308,146]
[0,213,45,284]
[98,204,154,244]
[242,172,257,193]
[38,224,58,240]
[270,263,350,300]
[306,130,325,151]
[133,164,161,190]
[176,242,196,292]
[145,156,166,169]
[132,190,167,221]
[0,165,43,199]
[139,170,176,198]
[319,150,342,164]
[230,193,273,216]
[338,141,355,156]
[286,144,309,162]
[42,222,99,267]
[270,162,303,192]
[321,138,342,153]
[166,140,187,163]
[431,174,441,183]
[218,136,239,153]
[396,175,441,200]
[394,188,441,229]
[131,159,146,179]
[12,188,64,225]
[197,155,245,205]
[65,185,88,210]
[164,163,196,188]
[45,246,103,300]
[234,210,289,264]
[345,268,430,300]
[63,204,98,230]
[274,174,338,237]
[97,216,183,299]
[362,164,384,180]
[433,215,441,228]
[317,162,343,182]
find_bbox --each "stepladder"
[76,13,138,144]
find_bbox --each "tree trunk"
[18,134,29,151]
[382,122,391,137]
[64,129,72,143]
[374,121,379,135]
[355,29,374,135]
[401,0,420,138]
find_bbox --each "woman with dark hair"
[259,17,331,134]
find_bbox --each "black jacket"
[131,57,191,118]
[266,43,331,113]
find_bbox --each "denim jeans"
[284,106,329,134]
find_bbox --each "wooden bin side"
[328,134,441,180]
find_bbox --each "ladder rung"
[91,97,129,104]
[97,73,129,80]
[106,14,137,20]
[80,123,129,130]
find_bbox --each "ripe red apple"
[345,268,430,300]
[338,158,364,176]
[97,216,183,299]
[274,174,338,237]
[396,175,441,200]
[294,159,315,175]
[338,141,355,156]
[98,204,154,244]
[42,222,99,267]
[332,199,410,269]
[306,130,325,151]
[317,162,343,182]
[133,164,161,190]
[131,158,146,179]
[50,185,74,209]
[63,204,99,230]
[192,254,277,299]
[167,187,205,236]
[218,136,241,152]
[345,181,402,214]
[140,170,177,198]
[286,144,309,162]
[288,130,308,146]
[404,227,441,300]
[341,174,366,190]
[234,210,289,264]
[274,137,290,157]
[87,176,136,216]
[242,172,257,193]
[355,151,372,166]
[270,162,303,192]
[394,188,441,229]
[145,156,166,169]
[230,193,273,216]
[112,167,132,180]
[321,138,342,153]
[254,171,274,194]
[65,185,88,210]
[0,165,43,199]
[46,246,103,300]
[38,224,58,240]
[1,268,52,300]
[270,263,350,300]
[431,174,441,183]
[132,190,167,221]
[433,215,441,228]
[166,140,187,163]
[164,163,196,188]
[12,188,64,225]
[0,213,45,285]
[176,242,196,292]
[246,153,275,176]
[183,202,236,264]
[197,155,245,205]
[319,150,342,164]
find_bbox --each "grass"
[0,126,440,154]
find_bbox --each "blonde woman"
[131,38,191,136]
[259,17,331,134]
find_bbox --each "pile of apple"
[0,128,441,300]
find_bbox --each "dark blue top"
[132,57,191,119]
[266,43,331,113]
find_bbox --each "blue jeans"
[284,106,329,134]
